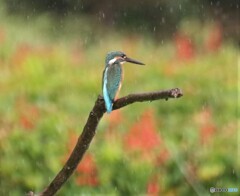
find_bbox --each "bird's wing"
[106,64,122,101]
[102,67,112,113]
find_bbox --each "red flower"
[124,109,161,158]
[194,107,216,144]
[147,175,160,196]
[156,148,170,166]
[200,123,216,144]
[18,102,40,130]
[175,33,195,61]
[75,153,99,186]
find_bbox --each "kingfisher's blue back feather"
[103,64,122,113]
[102,51,145,113]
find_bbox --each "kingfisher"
[102,51,145,113]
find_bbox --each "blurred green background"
[0,0,239,195]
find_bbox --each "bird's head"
[105,51,145,66]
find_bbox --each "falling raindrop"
[179,4,182,10]
[161,17,165,24]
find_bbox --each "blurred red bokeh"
[194,107,216,144]
[175,33,195,61]
[16,99,40,130]
[205,23,222,52]
[75,153,99,186]
[124,109,161,157]
[147,175,160,196]
[66,132,99,186]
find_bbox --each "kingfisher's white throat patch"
[108,57,126,65]
[108,57,117,65]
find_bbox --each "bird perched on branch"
[102,51,145,113]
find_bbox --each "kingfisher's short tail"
[103,89,113,113]
[105,100,113,113]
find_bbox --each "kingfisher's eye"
[122,55,126,58]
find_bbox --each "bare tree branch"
[32,88,183,196]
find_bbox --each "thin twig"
[33,88,183,196]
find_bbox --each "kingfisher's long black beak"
[125,57,145,65]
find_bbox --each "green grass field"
[0,15,238,195]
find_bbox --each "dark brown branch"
[35,88,183,196]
